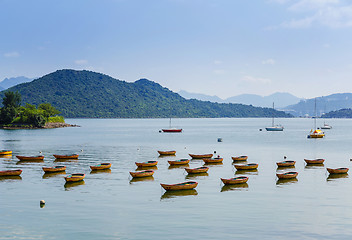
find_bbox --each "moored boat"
[189,153,213,159]
[0,169,22,176]
[307,129,325,138]
[162,128,182,133]
[276,171,298,179]
[64,173,85,182]
[304,158,325,164]
[160,181,198,191]
[232,156,248,161]
[327,168,349,174]
[0,150,12,155]
[276,160,296,167]
[90,163,111,170]
[185,166,209,174]
[203,157,223,164]
[53,154,79,159]
[234,163,258,170]
[16,155,44,161]
[157,150,176,156]
[135,161,158,167]
[42,166,66,173]
[221,176,248,185]
[129,170,154,178]
[168,159,190,165]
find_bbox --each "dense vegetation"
[3,69,292,118]
[0,91,62,127]
[322,108,352,118]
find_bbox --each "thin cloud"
[262,59,276,65]
[4,51,20,58]
[242,75,272,84]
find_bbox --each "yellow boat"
[129,170,154,178]
[234,163,258,170]
[90,163,111,170]
[42,166,66,173]
[53,154,79,159]
[64,173,85,182]
[157,150,176,156]
[308,129,325,138]
[168,159,190,165]
[0,169,22,176]
[304,158,325,164]
[135,161,158,167]
[276,160,296,167]
[16,155,44,161]
[276,171,298,179]
[160,181,198,191]
[232,156,248,161]
[203,157,223,164]
[327,168,349,174]
[0,150,12,155]
[185,166,209,174]
[221,176,248,185]
[189,154,213,159]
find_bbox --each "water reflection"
[168,164,189,170]
[42,171,66,179]
[276,178,298,186]
[158,155,176,159]
[0,176,22,181]
[203,162,223,166]
[16,160,44,165]
[54,159,79,163]
[305,164,325,169]
[129,176,154,183]
[0,154,12,159]
[185,172,209,180]
[90,169,112,174]
[221,183,249,192]
[277,166,295,170]
[235,169,258,175]
[327,173,349,181]
[161,189,198,200]
[136,166,158,171]
[64,180,85,190]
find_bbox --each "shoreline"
[0,122,80,129]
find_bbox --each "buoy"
[40,200,45,208]
[217,138,222,142]
[259,129,262,131]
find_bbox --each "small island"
[0,91,78,129]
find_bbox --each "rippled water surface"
[2,118,352,239]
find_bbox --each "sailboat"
[320,103,332,129]
[307,98,324,138]
[265,102,284,131]
[161,118,182,133]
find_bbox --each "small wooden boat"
[90,163,111,170]
[0,169,22,176]
[157,150,176,156]
[304,158,325,164]
[327,168,349,174]
[276,160,296,167]
[189,154,213,159]
[221,176,248,185]
[185,166,209,174]
[276,171,298,179]
[203,157,223,164]
[16,155,44,161]
[64,173,85,182]
[129,170,154,178]
[232,156,248,161]
[234,163,258,170]
[0,150,12,155]
[135,161,158,167]
[168,159,190,165]
[53,154,79,159]
[42,166,66,173]
[160,181,198,191]
[162,128,182,133]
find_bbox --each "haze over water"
[1,118,352,239]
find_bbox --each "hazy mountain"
[0,76,34,89]
[285,93,352,117]
[178,90,224,102]
[3,69,292,118]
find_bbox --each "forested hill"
[4,69,292,118]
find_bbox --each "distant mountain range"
[3,69,292,118]
[0,76,34,90]
[178,90,302,108]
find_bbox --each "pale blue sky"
[1,0,352,98]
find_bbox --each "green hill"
[4,69,292,118]
[322,108,352,118]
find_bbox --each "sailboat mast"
[314,98,317,130]
[272,102,274,127]
[169,117,171,128]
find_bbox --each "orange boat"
[234,163,258,170]
[276,171,298,179]
[168,159,190,165]
[161,181,198,191]
[42,166,66,173]
[157,150,176,156]
[135,161,158,167]
[185,166,209,174]
[203,157,223,164]
[232,156,248,161]
[0,169,22,176]
[327,168,349,174]
[53,154,79,159]
[90,163,111,170]
[221,176,248,185]
[0,150,12,155]
[304,158,325,164]
[189,154,213,159]
[276,160,296,167]
[16,155,44,161]
[129,170,154,178]
[64,173,85,182]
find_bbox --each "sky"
[1,0,352,99]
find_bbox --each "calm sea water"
[1,118,352,239]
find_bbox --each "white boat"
[321,123,332,129]
[265,102,284,131]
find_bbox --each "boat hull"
[276,172,298,179]
[232,156,248,161]
[168,159,190,165]
[16,155,44,161]
[0,169,22,176]
[161,181,198,191]
[203,158,223,164]
[90,163,111,170]
[0,150,12,155]
[42,166,66,173]
[221,176,248,185]
[327,168,349,174]
[304,159,325,164]
[265,127,284,131]
[234,163,258,170]
[130,170,154,178]
[53,154,79,159]
[157,150,176,156]
[162,129,182,133]
[65,173,85,182]
[276,161,296,167]
[135,161,158,167]
[189,154,213,159]
[185,167,209,174]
